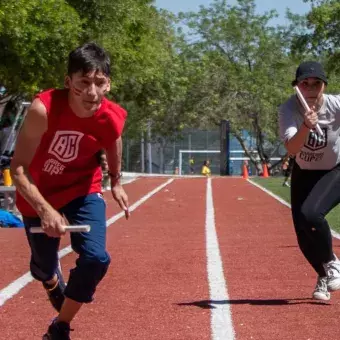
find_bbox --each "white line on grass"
[0,178,174,307]
[206,178,235,340]
[247,179,340,240]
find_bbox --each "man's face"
[297,77,325,109]
[66,70,110,113]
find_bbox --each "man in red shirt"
[10,42,129,339]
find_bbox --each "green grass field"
[251,176,340,233]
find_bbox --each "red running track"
[213,178,340,340]
[1,177,340,339]
[0,177,166,290]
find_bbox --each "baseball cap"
[292,61,328,86]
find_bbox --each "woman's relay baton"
[30,225,91,234]
[294,86,324,137]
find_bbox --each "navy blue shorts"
[24,193,111,303]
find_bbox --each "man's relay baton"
[30,225,91,234]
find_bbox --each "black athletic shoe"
[42,318,71,340]
[43,265,66,312]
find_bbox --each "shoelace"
[326,261,340,278]
[315,278,327,292]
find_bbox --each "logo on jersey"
[43,159,66,175]
[304,128,327,151]
[48,131,84,163]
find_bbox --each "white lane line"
[121,178,138,185]
[0,178,174,307]
[248,179,340,240]
[206,178,235,340]
[102,177,138,192]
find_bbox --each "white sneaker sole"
[313,292,331,301]
[328,280,340,291]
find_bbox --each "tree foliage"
[179,0,296,165]
[1,0,340,169]
[292,1,340,75]
[0,0,82,96]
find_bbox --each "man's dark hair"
[67,42,110,77]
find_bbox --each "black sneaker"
[43,265,66,312]
[42,319,71,340]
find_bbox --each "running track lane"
[0,178,170,331]
[70,178,210,340]
[0,177,166,290]
[212,177,340,340]
[0,178,210,339]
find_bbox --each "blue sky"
[155,0,311,26]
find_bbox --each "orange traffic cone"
[242,164,249,179]
[262,163,269,178]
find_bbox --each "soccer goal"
[178,150,220,176]
[178,149,282,176]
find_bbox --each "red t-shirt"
[16,89,127,217]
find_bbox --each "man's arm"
[105,136,123,181]
[105,136,129,219]
[10,98,52,215]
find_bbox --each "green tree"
[292,1,340,75]
[286,0,340,101]
[67,0,164,90]
[179,0,296,169]
[305,0,340,56]
[0,0,82,97]
[113,10,192,139]
[66,1,190,142]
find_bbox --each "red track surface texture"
[1,177,340,339]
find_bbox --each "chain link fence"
[123,127,287,176]
[123,129,220,175]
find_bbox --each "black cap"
[292,61,328,86]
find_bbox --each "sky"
[155,0,311,26]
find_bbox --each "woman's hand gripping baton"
[294,86,324,137]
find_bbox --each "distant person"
[282,155,294,187]
[0,99,17,155]
[201,160,211,177]
[97,149,110,190]
[279,61,340,301]
[189,156,195,174]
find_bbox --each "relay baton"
[294,86,324,137]
[30,225,91,234]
